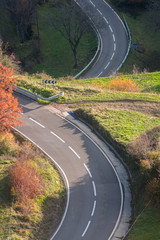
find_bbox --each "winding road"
[15,94,124,240]
[75,0,129,78]
[14,1,131,239]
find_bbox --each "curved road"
[76,0,129,78]
[15,94,123,240]
[13,1,130,239]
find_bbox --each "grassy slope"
[105,0,160,74]
[17,72,160,101]
[7,71,160,240]
[0,132,65,240]
[0,3,97,78]
[31,4,97,78]
[50,73,159,240]
[126,207,160,240]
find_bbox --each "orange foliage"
[108,78,139,92]
[0,63,22,132]
[10,157,44,203]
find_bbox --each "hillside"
[0,0,160,239]
[15,71,160,239]
[0,131,66,240]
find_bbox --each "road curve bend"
[15,94,126,240]
[75,0,129,78]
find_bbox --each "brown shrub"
[10,157,44,203]
[108,78,139,92]
[127,132,158,159]
[147,177,160,206]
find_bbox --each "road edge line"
[56,114,124,240]
[12,127,70,240]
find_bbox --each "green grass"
[126,207,160,240]
[16,72,160,103]
[113,3,160,73]
[0,132,65,240]
[4,3,97,78]
[32,4,97,77]
[75,108,160,145]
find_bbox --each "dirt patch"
[50,101,160,117]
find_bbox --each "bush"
[147,177,160,206]
[9,157,44,209]
[108,78,139,92]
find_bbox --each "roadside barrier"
[73,0,101,79]
[14,85,64,101]
[116,15,131,72]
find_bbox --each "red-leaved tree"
[0,63,22,132]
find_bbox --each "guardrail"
[73,0,101,79]
[14,85,64,101]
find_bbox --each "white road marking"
[92,181,97,197]
[114,43,116,51]
[82,221,91,237]
[96,71,103,77]
[103,17,108,24]
[50,131,65,143]
[91,200,96,217]
[84,163,93,178]
[68,146,80,159]
[29,117,45,128]
[109,25,113,33]
[111,52,115,60]
[105,61,110,69]
[56,114,124,240]
[12,127,70,240]
[113,34,115,42]
[90,0,95,7]
[97,9,102,15]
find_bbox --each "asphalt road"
[75,0,129,78]
[12,1,129,239]
[15,93,123,240]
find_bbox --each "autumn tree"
[0,63,22,132]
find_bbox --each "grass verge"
[0,3,97,78]
[16,72,160,103]
[0,131,66,240]
[106,0,160,74]
[125,206,160,240]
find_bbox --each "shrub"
[9,157,44,208]
[127,131,159,159]
[108,78,139,92]
[147,177,160,206]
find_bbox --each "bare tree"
[49,0,90,68]
[0,0,37,43]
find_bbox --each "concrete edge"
[49,106,132,240]
[65,112,132,240]
[73,0,101,79]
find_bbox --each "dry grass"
[108,78,139,92]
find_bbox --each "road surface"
[75,0,129,78]
[15,93,123,240]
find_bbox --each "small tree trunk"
[73,48,78,68]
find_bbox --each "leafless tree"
[49,0,90,68]
[0,0,37,43]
